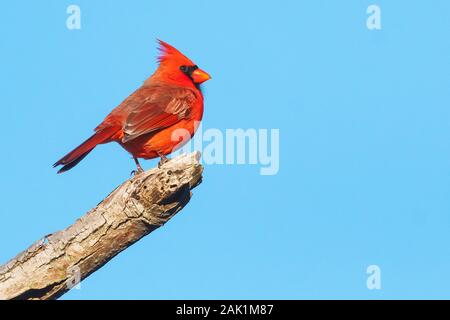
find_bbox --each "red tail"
[53,127,117,174]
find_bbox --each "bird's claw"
[158,155,169,168]
[131,157,145,176]
[130,167,144,176]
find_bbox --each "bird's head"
[152,39,211,88]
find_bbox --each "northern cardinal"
[53,40,211,174]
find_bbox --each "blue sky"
[1,0,450,299]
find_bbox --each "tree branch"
[0,152,203,300]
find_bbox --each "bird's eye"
[180,65,188,73]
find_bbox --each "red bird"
[53,40,211,174]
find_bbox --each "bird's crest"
[157,39,193,65]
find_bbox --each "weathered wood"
[0,152,203,300]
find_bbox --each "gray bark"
[0,152,203,300]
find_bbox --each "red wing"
[121,86,196,143]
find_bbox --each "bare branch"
[0,152,203,300]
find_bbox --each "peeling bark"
[0,152,203,300]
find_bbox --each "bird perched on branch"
[53,40,211,174]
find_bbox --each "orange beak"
[191,68,211,84]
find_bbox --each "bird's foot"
[130,167,144,176]
[131,157,145,176]
[158,154,169,168]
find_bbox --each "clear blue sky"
[1,0,450,299]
